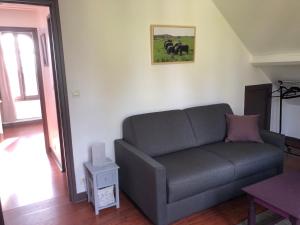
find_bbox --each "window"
[0,31,39,101]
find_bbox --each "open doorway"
[0,3,68,212]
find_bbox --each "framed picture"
[40,33,49,66]
[151,25,196,64]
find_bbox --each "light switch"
[72,90,80,97]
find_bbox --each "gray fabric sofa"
[115,104,285,225]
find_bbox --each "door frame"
[0,0,78,205]
[46,15,66,172]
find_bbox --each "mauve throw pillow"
[225,114,263,143]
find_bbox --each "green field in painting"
[153,35,195,63]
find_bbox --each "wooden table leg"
[248,196,256,225]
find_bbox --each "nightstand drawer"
[96,171,116,187]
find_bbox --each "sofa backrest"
[123,110,197,157]
[184,103,233,146]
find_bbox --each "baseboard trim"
[73,191,87,202]
[48,147,64,172]
[3,118,43,128]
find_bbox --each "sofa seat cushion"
[204,142,283,179]
[155,147,235,203]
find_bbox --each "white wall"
[58,0,270,193]
[282,100,300,138]
[271,84,300,138]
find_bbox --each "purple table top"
[243,172,300,219]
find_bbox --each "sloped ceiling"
[213,0,300,82]
[212,0,300,55]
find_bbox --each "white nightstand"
[84,161,120,215]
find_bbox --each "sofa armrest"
[115,139,167,225]
[260,130,286,151]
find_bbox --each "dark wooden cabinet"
[244,84,273,130]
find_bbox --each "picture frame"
[40,33,49,66]
[151,25,196,64]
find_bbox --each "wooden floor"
[3,193,257,225]
[2,131,300,225]
[0,123,66,211]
